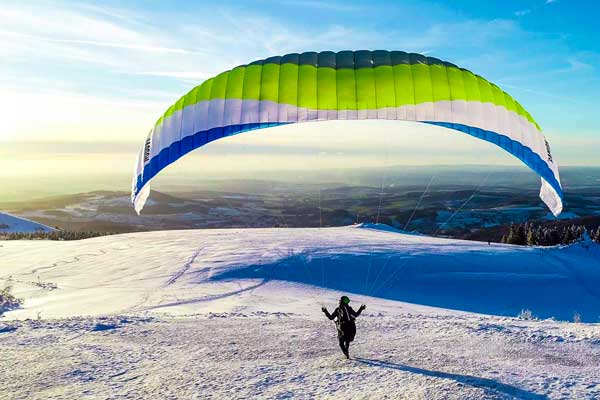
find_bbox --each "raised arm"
[350,304,366,317]
[322,306,337,320]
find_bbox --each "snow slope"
[3,313,600,399]
[1,224,599,321]
[0,212,55,233]
[2,225,600,399]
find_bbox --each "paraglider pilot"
[322,296,366,359]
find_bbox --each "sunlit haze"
[1,0,599,201]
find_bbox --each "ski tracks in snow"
[144,280,268,311]
[164,246,204,287]
[28,250,107,276]
[2,313,599,399]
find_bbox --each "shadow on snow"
[212,246,600,322]
[354,358,548,399]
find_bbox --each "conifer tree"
[517,224,527,245]
[526,224,537,246]
[562,226,574,244]
[506,225,518,245]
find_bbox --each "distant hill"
[1,167,598,236]
[0,212,56,233]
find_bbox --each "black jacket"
[323,304,363,339]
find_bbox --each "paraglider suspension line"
[404,175,436,231]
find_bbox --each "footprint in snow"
[92,323,118,331]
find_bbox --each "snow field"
[1,312,599,399]
[1,225,600,398]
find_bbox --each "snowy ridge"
[0,212,55,233]
[1,225,599,321]
[353,222,423,235]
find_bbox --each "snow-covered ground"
[0,212,55,233]
[1,225,600,399]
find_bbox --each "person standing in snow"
[322,296,366,359]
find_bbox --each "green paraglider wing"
[132,51,562,215]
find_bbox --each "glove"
[359,304,366,311]
[321,307,327,313]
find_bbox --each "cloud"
[549,59,595,75]
[0,4,150,47]
[1,0,596,168]
[496,82,578,104]
[0,4,192,75]
[404,18,520,52]
[278,0,362,12]
[132,71,213,80]
[0,31,191,54]
[0,1,524,91]
[513,0,556,19]
[515,9,531,17]
[564,59,594,72]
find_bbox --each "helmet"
[340,296,350,305]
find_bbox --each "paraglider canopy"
[132,50,563,216]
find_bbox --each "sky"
[1,0,599,198]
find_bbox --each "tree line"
[501,222,600,246]
[0,230,113,241]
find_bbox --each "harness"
[337,305,354,326]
